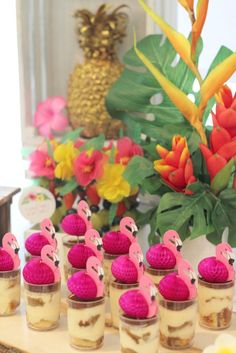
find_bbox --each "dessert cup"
[62,235,84,280]
[24,281,61,330]
[119,314,158,353]
[110,281,139,329]
[67,295,105,350]
[159,296,197,350]
[104,252,121,296]
[0,269,20,316]
[146,267,177,286]
[198,277,234,330]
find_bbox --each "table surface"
[0,298,235,353]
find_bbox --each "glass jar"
[119,315,158,353]
[198,277,234,330]
[0,269,20,316]
[24,281,61,330]
[110,281,139,329]
[104,252,122,296]
[146,267,177,286]
[67,295,105,350]
[159,296,197,350]
[62,235,84,280]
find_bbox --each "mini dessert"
[103,217,138,295]
[23,245,61,330]
[61,200,92,236]
[198,242,235,330]
[68,228,103,273]
[119,275,158,353]
[25,218,57,257]
[0,232,20,316]
[67,256,105,350]
[110,243,144,328]
[146,230,182,286]
[158,259,197,350]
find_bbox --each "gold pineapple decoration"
[68,4,128,138]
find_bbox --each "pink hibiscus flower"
[74,150,107,186]
[116,137,144,165]
[29,150,55,179]
[34,96,68,138]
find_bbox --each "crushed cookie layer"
[78,314,100,327]
[27,297,44,307]
[168,320,193,333]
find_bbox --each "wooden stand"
[0,186,20,242]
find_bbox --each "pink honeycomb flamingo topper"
[146,229,182,270]
[67,256,104,299]
[159,258,197,301]
[25,218,57,256]
[111,242,144,283]
[198,242,235,283]
[61,200,92,236]
[0,233,20,271]
[68,229,103,268]
[23,245,60,284]
[103,217,138,255]
[119,274,158,319]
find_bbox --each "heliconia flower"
[53,141,78,180]
[116,137,144,165]
[29,150,55,180]
[191,0,209,59]
[178,0,193,11]
[154,135,196,193]
[74,150,107,187]
[202,334,236,353]
[34,96,68,138]
[200,144,227,180]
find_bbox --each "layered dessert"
[0,232,21,316]
[146,230,182,286]
[119,275,158,353]
[198,242,235,329]
[23,244,61,330]
[158,259,197,349]
[103,216,138,296]
[110,243,144,329]
[62,235,83,281]
[67,256,105,349]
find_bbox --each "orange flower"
[191,0,209,59]
[154,135,196,193]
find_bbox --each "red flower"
[74,150,107,187]
[116,137,143,165]
[29,150,55,179]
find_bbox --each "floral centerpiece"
[106,0,236,246]
[27,97,143,232]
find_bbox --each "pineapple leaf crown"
[74,4,128,60]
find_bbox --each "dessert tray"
[0,298,235,353]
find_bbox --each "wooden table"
[0,186,20,241]
[0,297,235,353]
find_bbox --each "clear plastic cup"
[0,268,20,316]
[104,252,122,296]
[62,235,84,280]
[146,267,177,286]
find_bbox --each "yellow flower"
[97,164,131,203]
[36,194,45,201]
[203,334,236,353]
[53,141,78,180]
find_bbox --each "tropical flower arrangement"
[28,99,143,231]
[106,0,236,246]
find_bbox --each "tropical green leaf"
[211,158,234,195]
[142,175,162,194]
[108,203,118,225]
[80,134,105,151]
[123,156,154,188]
[56,178,77,196]
[61,128,83,143]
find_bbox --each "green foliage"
[108,203,118,225]
[56,178,77,196]
[61,128,83,143]
[123,156,154,188]
[211,159,234,195]
[80,134,105,151]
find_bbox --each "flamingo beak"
[226,251,235,266]
[86,208,92,221]
[98,267,104,281]
[190,270,197,285]
[54,253,60,267]
[15,248,20,254]
[131,224,138,237]
[150,285,157,301]
[138,253,144,267]
[175,238,183,252]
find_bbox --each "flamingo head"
[40,219,56,239]
[120,217,138,240]
[163,230,183,252]
[218,242,235,266]
[77,200,92,222]
[85,229,103,251]
[87,256,104,282]
[3,233,20,255]
[41,245,59,268]
[140,275,157,303]
[129,243,144,268]
[178,259,197,285]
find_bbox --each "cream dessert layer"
[68,299,105,349]
[104,253,118,296]
[110,282,138,329]
[0,273,20,316]
[120,317,158,353]
[25,287,60,330]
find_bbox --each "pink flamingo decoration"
[198,242,235,283]
[146,230,182,269]
[25,218,57,256]
[0,233,20,271]
[159,259,197,301]
[68,228,103,269]
[119,275,158,319]
[111,243,144,283]
[23,245,60,284]
[103,217,138,255]
[61,200,92,236]
[67,256,104,300]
